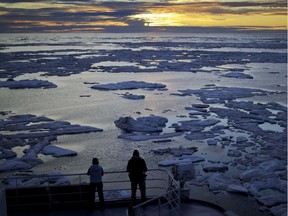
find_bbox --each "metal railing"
[1,169,179,212]
[128,170,181,216]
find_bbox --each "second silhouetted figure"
[127,150,148,203]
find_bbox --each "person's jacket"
[87,164,104,183]
[127,156,147,181]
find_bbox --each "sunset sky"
[0,0,286,33]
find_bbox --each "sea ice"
[0,79,57,89]
[152,147,198,157]
[239,160,285,182]
[118,132,182,141]
[42,145,77,157]
[158,155,204,167]
[245,177,287,207]
[207,139,218,145]
[121,92,145,100]
[0,159,32,172]
[174,86,269,102]
[0,113,103,171]
[91,80,166,91]
[226,184,248,193]
[208,173,239,192]
[114,115,168,132]
[0,146,17,159]
[221,72,253,79]
[2,171,71,188]
[0,33,287,216]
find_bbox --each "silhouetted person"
[87,158,104,206]
[127,150,147,203]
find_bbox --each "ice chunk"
[114,116,168,132]
[42,145,77,157]
[208,173,239,192]
[91,81,166,91]
[227,184,248,193]
[221,72,253,79]
[0,159,32,172]
[121,93,145,100]
[0,79,57,89]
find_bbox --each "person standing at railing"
[127,150,147,203]
[87,157,105,207]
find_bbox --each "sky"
[0,0,287,33]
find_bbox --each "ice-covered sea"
[0,32,287,215]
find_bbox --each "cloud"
[0,0,286,33]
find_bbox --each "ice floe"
[208,173,241,192]
[42,145,77,157]
[0,79,57,89]
[114,115,168,133]
[0,113,103,172]
[2,171,70,188]
[158,156,204,167]
[173,86,269,103]
[118,132,182,141]
[121,92,145,100]
[91,80,166,91]
[221,72,253,79]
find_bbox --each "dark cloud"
[0,1,286,33]
[221,1,287,7]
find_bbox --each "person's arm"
[143,159,148,173]
[87,167,90,175]
[127,160,131,173]
[101,167,104,176]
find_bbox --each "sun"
[129,13,181,27]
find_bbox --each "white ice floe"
[158,155,206,167]
[91,80,166,91]
[174,86,268,102]
[227,149,242,157]
[118,132,182,141]
[227,184,248,193]
[0,159,32,172]
[42,145,77,157]
[207,139,218,145]
[246,178,287,206]
[114,115,168,132]
[221,72,253,79]
[0,146,17,159]
[239,159,285,182]
[208,173,240,192]
[121,92,145,100]
[0,79,57,89]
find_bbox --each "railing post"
[0,189,7,216]
[158,197,161,216]
[177,187,181,215]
